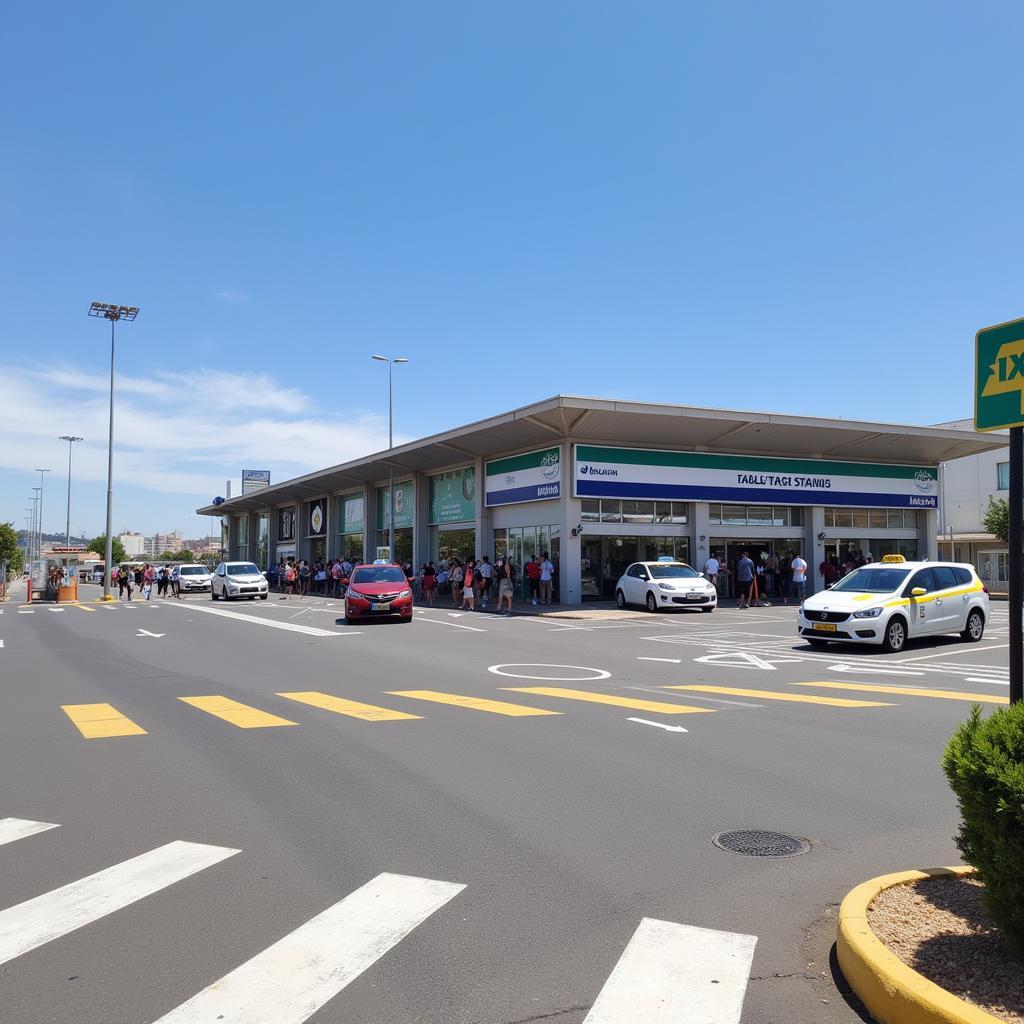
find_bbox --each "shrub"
[942,702,1024,954]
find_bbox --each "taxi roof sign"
[976,315,1024,431]
[881,554,906,563]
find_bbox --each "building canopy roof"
[197,395,1007,516]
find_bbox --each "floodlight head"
[59,435,84,443]
[89,302,139,321]
[394,357,409,364]
[371,354,388,362]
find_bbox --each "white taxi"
[797,555,989,653]
[615,559,717,612]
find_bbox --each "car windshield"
[352,566,406,584]
[227,563,260,576]
[648,563,699,579]
[830,567,910,593]
[180,567,207,575]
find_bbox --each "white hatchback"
[211,562,269,601]
[797,555,989,653]
[615,560,717,612]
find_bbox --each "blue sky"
[2,2,1022,536]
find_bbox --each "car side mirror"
[911,586,926,597]
[638,572,649,580]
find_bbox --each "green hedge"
[942,702,1024,954]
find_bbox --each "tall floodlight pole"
[23,510,33,565]
[89,302,139,599]
[35,469,51,561]
[30,490,40,574]
[371,355,408,562]
[59,436,83,551]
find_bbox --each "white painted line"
[627,686,764,709]
[0,840,239,967]
[488,664,612,681]
[828,663,925,677]
[583,917,756,1024]
[966,677,1009,686]
[47,607,65,613]
[152,872,464,1024]
[17,609,33,614]
[637,657,683,664]
[0,818,60,847]
[414,615,487,632]
[136,629,165,638]
[158,601,358,637]
[627,718,688,733]
[892,644,1009,663]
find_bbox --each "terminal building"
[197,395,1005,602]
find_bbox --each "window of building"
[255,513,269,569]
[824,507,918,529]
[998,461,1010,490]
[708,504,801,527]
[581,499,687,525]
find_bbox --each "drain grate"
[711,829,811,858]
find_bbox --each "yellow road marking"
[179,695,298,728]
[388,689,560,717]
[503,687,714,715]
[663,685,893,708]
[61,703,147,738]
[277,691,421,721]
[72,603,96,612]
[798,682,1008,705]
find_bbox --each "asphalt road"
[0,584,1011,1024]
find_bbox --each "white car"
[211,561,269,601]
[615,560,717,612]
[173,564,212,593]
[798,555,989,653]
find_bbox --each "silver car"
[173,564,212,593]
[211,561,269,601]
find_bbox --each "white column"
[692,502,712,569]
[559,441,581,604]
[362,484,376,562]
[920,507,939,561]
[807,506,825,596]
[414,472,430,568]
[473,457,491,560]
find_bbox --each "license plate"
[685,593,703,600]
[812,622,837,632]
[371,601,390,611]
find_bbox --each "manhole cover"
[711,829,811,858]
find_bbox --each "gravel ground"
[869,876,1024,1024]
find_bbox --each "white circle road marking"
[487,664,611,681]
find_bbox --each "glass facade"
[581,499,688,524]
[823,507,918,529]
[998,461,1009,490]
[707,504,803,526]
[580,534,691,598]
[235,516,248,560]
[376,529,413,567]
[255,513,269,569]
[493,525,560,602]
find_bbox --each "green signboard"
[338,494,364,535]
[376,483,415,530]
[429,468,476,524]
[976,315,1024,431]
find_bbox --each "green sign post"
[976,316,1024,704]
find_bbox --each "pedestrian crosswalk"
[0,816,756,1023]
[53,675,1010,739]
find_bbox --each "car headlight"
[853,607,883,619]
[398,589,411,598]
[658,583,675,591]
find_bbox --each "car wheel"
[260,595,268,601]
[807,638,829,649]
[615,589,626,609]
[645,591,657,612]
[210,589,217,600]
[701,606,714,613]
[882,616,907,653]
[961,609,985,643]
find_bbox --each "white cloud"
[214,289,249,303]
[0,362,396,503]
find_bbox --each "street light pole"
[372,355,408,563]
[59,436,83,551]
[30,490,40,576]
[89,303,139,600]
[35,468,51,563]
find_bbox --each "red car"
[344,563,414,624]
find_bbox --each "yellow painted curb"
[836,866,1000,1024]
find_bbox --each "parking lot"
[0,587,1010,1024]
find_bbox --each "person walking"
[449,558,462,607]
[422,561,437,606]
[735,549,755,609]
[157,565,169,597]
[496,556,516,615]
[478,556,493,608]
[539,551,554,604]
[525,555,540,605]
[702,553,720,588]
[789,552,808,604]
[461,560,476,611]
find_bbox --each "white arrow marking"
[694,651,788,670]
[627,717,688,733]
[136,629,165,638]
[583,917,756,1023]
[637,657,682,663]
[828,662,924,676]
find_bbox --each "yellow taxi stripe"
[502,686,714,715]
[72,602,96,612]
[387,690,560,717]
[179,695,298,728]
[277,691,421,722]
[663,685,893,708]
[797,682,1008,705]
[62,703,148,738]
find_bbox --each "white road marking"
[583,917,756,1024]
[158,601,357,637]
[0,840,239,966]
[17,609,33,614]
[637,657,682,664]
[414,616,487,632]
[152,872,464,1024]
[136,629,165,638]
[828,663,925,676]
[627,718,688,733]
[893,644,1009,663]
[694,651,800,671]
[488,664,612,681]
[0,818,59,847]
[47,607,65,612]
[627,686,764,708]
[966,677,1009,686]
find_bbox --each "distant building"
[118,532,145,557]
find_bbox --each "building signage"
[429,467,476,524]
[376,483,415,530]
[308,499,326,537]
[242,469,271,494]
[485,447,561,507]
[278,507,296,542]
[573,445,938,509]
[339,494,364,535]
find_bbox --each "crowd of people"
[110,563,181,600]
